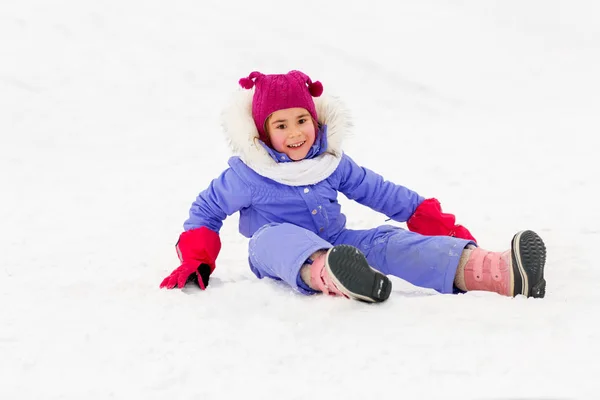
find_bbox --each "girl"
[160,70,547,303]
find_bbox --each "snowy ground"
[2,1,600,399]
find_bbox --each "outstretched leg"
[336,225,546,298]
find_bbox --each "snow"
[2,0,599,399]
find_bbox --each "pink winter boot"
[463,230,547,298]
[310,245,391,303]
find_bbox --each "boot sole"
[511,230,547,298]
[325,245,392,303]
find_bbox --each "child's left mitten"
[407,198,477,243]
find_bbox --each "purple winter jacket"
[184,152,424,243]
[183,92,424,243]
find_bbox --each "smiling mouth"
[287,141,306,148]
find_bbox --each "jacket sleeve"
[183,167,253,232]
[337,154,425,222]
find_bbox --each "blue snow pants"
[248,223,474,295]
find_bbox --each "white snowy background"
[2,0,599,399]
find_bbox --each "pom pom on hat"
[239,77,255,89]
[308,80,323,97]
[289,70,323,98]
[238,71,264,89]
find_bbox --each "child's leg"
[336,226,546,297]
[249,223,391,301]
[248,223,332,294]
[335,225,473,294]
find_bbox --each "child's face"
[265,108,317,161]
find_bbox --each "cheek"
[304,122,317,142]
[269,133,287,151]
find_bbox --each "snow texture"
[1,1,599,399]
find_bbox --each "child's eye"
[298,118,306,124]
[276,124,286,130]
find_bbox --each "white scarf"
[220,90,351,186]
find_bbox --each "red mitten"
[160,227,221,289]
[407,198,477,243]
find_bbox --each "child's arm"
[184,168,252,233]
[337,154,424,222]
[160,168,252,290]
[337,154,476,242]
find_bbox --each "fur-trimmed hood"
[220,90,352,186]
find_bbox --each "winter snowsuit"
[184,92,473,294]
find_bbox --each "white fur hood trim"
[220,90,352,186]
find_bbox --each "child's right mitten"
[159,227,221,290]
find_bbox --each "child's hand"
[159,227,221,290]
[160,262,211,290]
[407,198,477,243]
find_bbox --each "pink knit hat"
[239,70,323,142]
